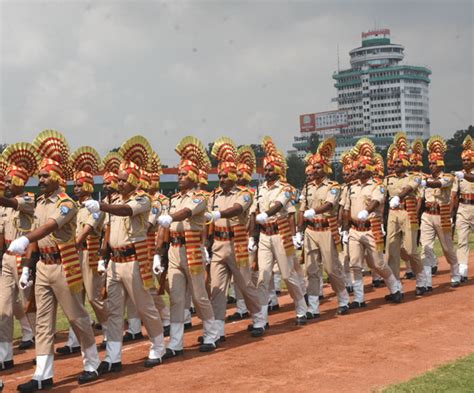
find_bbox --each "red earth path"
[2,254,473,392]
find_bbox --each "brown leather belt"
[306,219,329,232]
[460,194,474,205]
[259,222,279,236]
[170,231,186,247]
[424,202,440,215]
[350,220,371,231]
[214,226,235,241]
[39,247,62,265]
[110,244,136,258]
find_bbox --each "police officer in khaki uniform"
[156,136,219,357]
[84,136,166,372]
[343,138,402,307]
[249,137,308,325]
[206,137,266,338]
[9,130,100,391]
[384,133,427,296]
[57,147,109,355]
[0,144,38,371]
[452,135,474,282]
[297,139,350,317]
[420,135,461,289]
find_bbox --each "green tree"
[305,133,320,154]
[286,155,306,189]
[444,126,473,172]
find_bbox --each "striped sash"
[369,216,385,253]
[86,236,100,273]
[327,216,342,252]
[405,196,419,230]
[56,242,83,293]
[135,240,154,290]
[276,218,295,256]
[146,232,156,264]
[233,224,249,268]
[184,231,205,275]
[440,204,451,233]
[4,239,23,275]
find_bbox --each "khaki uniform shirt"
[210,186,253,227]
[423,172,454,205]
[109,191,151,248]
[169,188,207,232]
[148,192,170,231]
[2,193,35,242]
[452,169,474,196]
[76,200,105,238]
[251,180,292,221]
[344,178,385,220]
[300,178,341,218]
[34,188,77,248]
[384,172,421,199]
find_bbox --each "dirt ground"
[2,254,473,392]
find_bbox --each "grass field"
[382,354,474,393]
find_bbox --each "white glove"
[357,209,369,221]
[204,211,221,223]
[83,199,100,214]
[382,226,386,237]
[455,171,464,180]
[420,179,427,188]
[248,237,257,253]
[303,209,316,220]
[342,230,349,244]
[97,259,106,274]
[389,196,401,209]
[256,212,269,224]
[19,267,33,289]
[293,232,304,249]
[158,214,173,228]
[153,254,164,275]
[203,247,211,265]
[8,236,30,255]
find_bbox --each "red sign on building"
[300,114,316,132]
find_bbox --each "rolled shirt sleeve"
[50,201,77,229]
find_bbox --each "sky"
[1,0,472,165]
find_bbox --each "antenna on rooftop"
[337,43,340,72]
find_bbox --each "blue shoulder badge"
[285,191,291,198]
[379,186,385,194]
[243,194,251,203]
[92,212,100,220]
[23,195,32,201]
[60,205,70,216]
[193,198,203,204]
[152,207,159,214]
[330,188,337,195]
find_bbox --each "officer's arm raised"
[0,196,19,209]
[99,202,133,216]
[219,203,243,218]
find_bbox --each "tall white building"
[332,28,431,141]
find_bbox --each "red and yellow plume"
[148,151,163,189]
[236,146,256,182]
[461,134,474,163]
[33,129,70,183]
[0,156,8,196]
[354,138,375,171]
[262,136,284,175]
[340,150,353,173]
[387,144,395,168]
[374,153,384,177]
[393,132,410,166]
[70,146,101,193]
[102,152,121,190]
[175,136,207,183]
[410,139,424,167]
[427,135,447,166]
[310,137,336,174]
[212,137,238,181]
[2,142,41,187]
[118,135,152,187]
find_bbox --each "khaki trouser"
[257,233,305,305]
[420,213,458,268]
[210,240,261,321]
[35,261,96,355]
[79,249,108,326]
[386,210,423,279]
[456,203,473,267]
[168,245,214,323]
[338,243,353,287]
[150,290,171,323]
[0,254,35,361]
[304,229,346,296]
[348,229,394,281]
[106,260,163,342]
